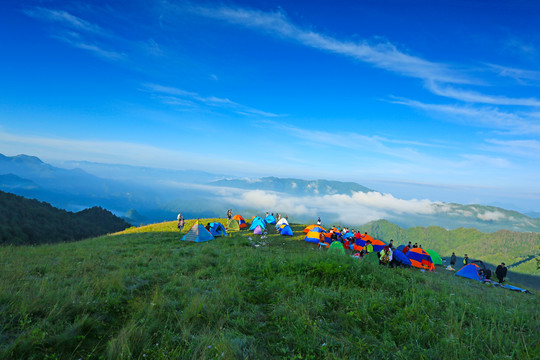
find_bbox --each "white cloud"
[53,33,126,60]
[222,189,450,226]
[142,83,280,117]
[391,97,540,135]
[483,139,540,159]
[488,64,540,85]
[425,81,540,107]
[24,7,109,36]
[477,211,506,221]
[24,7,126,61]
[186,4,471,85]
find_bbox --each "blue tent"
[265,214,276,224]
[396,244,406,253]
[250,219,266,230]
[181,221,215,242]
[280,225,293,236]
[456,264,484,281]
[344,232,354,239]
[393,250,412,267]
[208,222,227,237]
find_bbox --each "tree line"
[0,190,131,245]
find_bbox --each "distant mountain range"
[1,153,540,233]
[210,177,373,195]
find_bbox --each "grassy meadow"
[0,218,539,359]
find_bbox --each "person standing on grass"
[365,240,373,253]
[317,217,321,225]
[464,254,470,265]
[450,252,457,269]
[495,263,507,283]
[177,213,184,232]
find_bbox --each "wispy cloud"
[23,6,126,61]
[503,35,538,59]
[53,32,126,60]
[487,64,540,85]
[483,138,540,159]
[142,83,281,117]
[184,4,471,85]
[391,97,540,135]
[425,81,540,107]
[23,7,109,36]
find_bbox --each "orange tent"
[406,248,435,272]
[303,224,326,233]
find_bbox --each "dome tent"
[406,248,435,272]
[181,220,215,242]
[280,225,293,236]
[232,214,247,229]
[208,222,227,237]
[426,249,443,266]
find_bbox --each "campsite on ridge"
[0,216,537,359]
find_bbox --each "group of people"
[178,212,511,284]
[317,226,400,267]
[448,252,507,282]
[318,219,510,282]
[177,212,185,231]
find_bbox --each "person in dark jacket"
[495,263,507,283]
[463,254,470,265]
[450,252,457,268]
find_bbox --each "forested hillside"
[0,191,131,245]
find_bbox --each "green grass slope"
[0,219,538,359]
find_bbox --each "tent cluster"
[180,216,531,293]
[303,224,435,271]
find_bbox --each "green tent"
[363,251,380,264]
[328,241,346,255]
[426,249,443,265]
[227,219,240,232]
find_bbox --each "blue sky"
[1,0,540,211]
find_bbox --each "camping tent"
[456,263,484,281]
[208,222,227,237]
[253,225,263,235]
[303,224,326,233]
[232,215,247,229]
[328,241,346,255]
[406,248,435,271]
[352,237,386,252]
[353,238,366,252]
[371,239,387,253]
[426,249,443,266]
[227,219,240,231]
[318,234,332,248]
[305,230,323,244]
[265,214,276,224]
[393,250,412,267]
[250,219,266,231]
[280,225,293,236]
[276,218,289,226]
[181,221,215,242]
[396,244,406,253]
